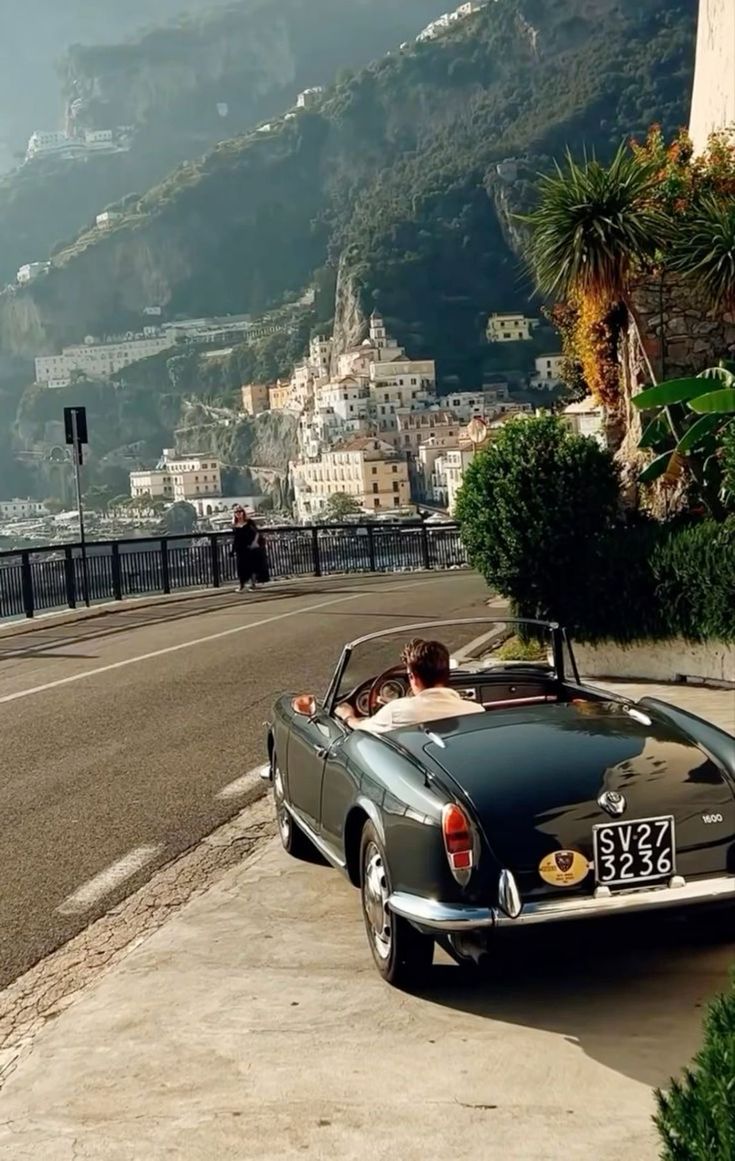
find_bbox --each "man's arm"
[335,702,395,734]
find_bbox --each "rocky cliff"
[0,0,698,376]
[0,0,447,286]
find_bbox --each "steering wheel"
[367,663,409,717]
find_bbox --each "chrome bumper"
[388,875,735,932]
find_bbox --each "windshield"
[329,618,564,706]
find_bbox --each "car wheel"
[359,821,434,989]
[272,755,313,859]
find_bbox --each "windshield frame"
[323,617,574,713]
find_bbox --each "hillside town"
[0,304,602,544]
[241,310,599,520]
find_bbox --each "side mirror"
[292,694,317,717]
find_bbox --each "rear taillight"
[442,803,475,885]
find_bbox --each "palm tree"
[667,193,735,313]
[524,144,666,304]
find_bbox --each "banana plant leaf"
[633,378,712,410]
[676,414,723,453]
[699,363,735,382]
[639,451,675,483]
[688,388,735,415]
[639,414,672,450]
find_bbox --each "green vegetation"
[161,501,198,536]
[9,0,696,391]
[655,976,735,1160]
[456,416,735,643]
[632,363,735,518]
[526,128,735,413]
[455,415,620,623]
[322,492,362,521]
[496,636,548,662]
[0,0,445,285]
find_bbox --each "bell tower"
[689,0,735,153]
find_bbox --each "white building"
[531,354,565,388]
[85,129,114,150]
[190,494,263,519]
[96,211,122,229]
[317,378,370,423]
[297,87,324,109]
[26,130,71,158]
[17,262,50,285]
[309,335,332,377]
[129,450,222,504]
[0,498,48,520]
[442,390,503,421]
[487,312,539,342]
[292,438,410,521]
[563,398,607,447]
[36,330,177,386]
[162,315,253,346]
[417,1,483,41]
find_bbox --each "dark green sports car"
[262,619,735,988]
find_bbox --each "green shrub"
[655,976,735,1160]
[567,518,735,644]
[455,414,620,622]
[455,413,735,643]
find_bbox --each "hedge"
[565,518,735,645]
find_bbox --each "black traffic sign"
[64,406,88,446]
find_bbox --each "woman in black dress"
[231,507,259,591]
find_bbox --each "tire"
[272,754,314,860]
[359,821,434,989]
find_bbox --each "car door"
[287,706,345,833]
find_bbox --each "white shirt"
[353,686,485,735]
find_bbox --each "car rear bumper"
[388,874,735,932]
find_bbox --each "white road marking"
[216,765,266,800]
[56,845,164,916]
[0,581,435,707]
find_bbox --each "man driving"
[335,638,485,734]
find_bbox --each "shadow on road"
[0,582,381,661]
[422,908,733,1088]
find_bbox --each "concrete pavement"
[0,572,489,986]
[0,782,732,1160]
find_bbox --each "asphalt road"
[0,572,489,987]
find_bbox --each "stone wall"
[631,275,735,384]
[576,638,735,686]
[611,276,735,510]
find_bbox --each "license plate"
[593,815,675,887]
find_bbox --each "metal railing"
[0,523,467,621]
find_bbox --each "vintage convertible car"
[263,618,735,987]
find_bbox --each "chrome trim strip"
[497,875,735,927]
[388,876,735,932]
[388,892,496,930]
[284,802,347,869]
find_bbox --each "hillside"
[0,0,696,385]
[0,0,231,172]
[0,0,447,285]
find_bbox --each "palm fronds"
[524,143,666,302]
[668,193,735,312]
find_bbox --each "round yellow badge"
[538,850,589,888]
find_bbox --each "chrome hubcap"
[363,842,392,960]
[273,764,291,846]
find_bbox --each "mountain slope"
[0,0,447,285]
[0,0,232,171]
[0,0,696,383]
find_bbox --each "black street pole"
[71,410,90,608]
